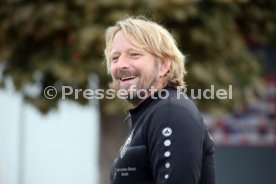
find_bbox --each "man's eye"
[111,57,118,62]
[130,53,141,57]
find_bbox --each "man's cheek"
[110,73,116,81]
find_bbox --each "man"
[104,16,215,184]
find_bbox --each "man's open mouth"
[120,76,137,82]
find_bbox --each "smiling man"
[104,16,215,184]
[110,30,163,104]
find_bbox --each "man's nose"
[116,54,129,69]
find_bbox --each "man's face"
[110,31,162,99]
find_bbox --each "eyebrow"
[111,48,143,56]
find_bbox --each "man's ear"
[159,57,171,77]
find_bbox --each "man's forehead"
[111,31,144,53]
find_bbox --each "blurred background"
[0,0,276,184]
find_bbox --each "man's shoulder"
[146,89,204,125]
[143,89,206,138]
[153,89,199,113]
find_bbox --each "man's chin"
[119,83,137,91]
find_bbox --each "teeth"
[121,76,136,81]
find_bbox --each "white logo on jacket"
[162,127,172,137]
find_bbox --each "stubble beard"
[109,75,159,106]
[110,59,160,106]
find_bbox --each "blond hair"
[104,16,187,90]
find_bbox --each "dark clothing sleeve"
[200,130,216,184]
[144,102,215,184]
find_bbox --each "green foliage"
[0,0,274,115]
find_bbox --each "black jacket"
[110,87,215,184]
